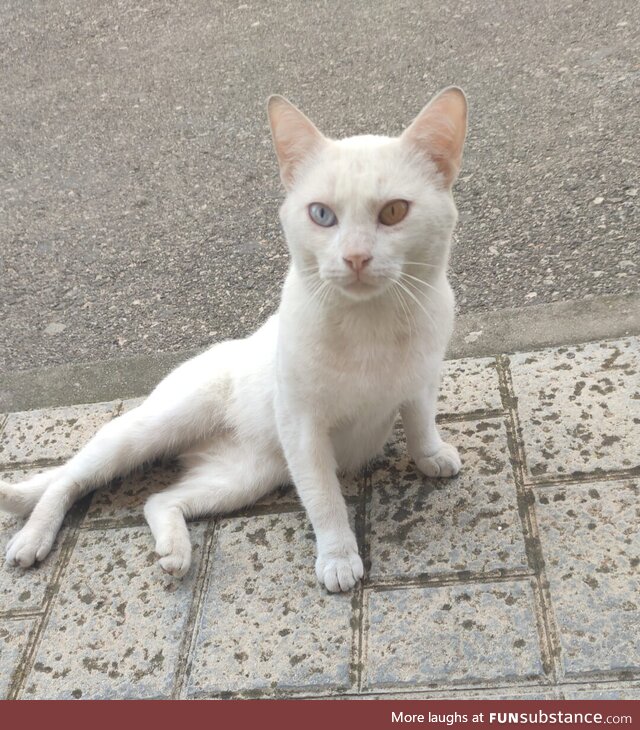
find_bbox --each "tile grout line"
[77,486,366,533]
[496,354,563,685]
[366,568,537,593]
[0,608,46,621]
[184,671,640,701]
[173,519,219,699]
[302,675,640,700]
[187,675,556,700]
[353,468,372,693]
[0,457,67,472]
[526,467,640,489]
[436,408,507,424]
[7,498,91,699]
[3,615,41,700]
[79,500,311,532]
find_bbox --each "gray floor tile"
[0,617,35,699]
[369,418,527,580]
[510,338,640,479]
[364,580,544,689]
[439,357,502,415]
[187,512,354,696]
[85,461,182,524]
[535,480,640,676]
[0,402,118,466]
[22,524,205,699]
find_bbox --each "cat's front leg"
[401,383,461,478]
[276,409,363,593]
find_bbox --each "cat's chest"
[287,328,426,406]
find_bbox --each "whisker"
[318,282,332,309]
[400,272,442,297]
[394,279,437,330]
[295,264,321,280]
[300,278,327,316]
[388,281,413,338]
[403,261,440,268]
[399,275,435,308]
[398,285,417,337]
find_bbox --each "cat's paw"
[316,548,364,593]
[416,442,461,478]
[155,531,192,578]
[5,525,56,568]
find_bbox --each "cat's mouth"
[335,276,387,300]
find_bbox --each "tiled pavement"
[0,337,638,699]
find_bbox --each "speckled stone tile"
[369,418,527,580]
[22,524,205,699]
[439,357,502,415]
[84,461,183,525]
[0,618,35,699]
[187,512,354,696]
[534,480,640,676]
[0,402,118,466]
[510,338,640,479]
[0,468,65,613]
[364,581,544,689]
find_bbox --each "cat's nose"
[343,253,372,273]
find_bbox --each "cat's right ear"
[267,96,326,191]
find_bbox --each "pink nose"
[343,254,372,273]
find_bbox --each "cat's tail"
[0,470,57,516]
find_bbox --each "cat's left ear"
[267,95,327,191]
[401,86,468,188]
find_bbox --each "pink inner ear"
[401,87,468,188]
[268,96,325,190]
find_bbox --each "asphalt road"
[1,0,638,371]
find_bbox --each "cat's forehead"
[298,135,423,205]
[330,134,399,170]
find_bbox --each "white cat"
[1,87,467,592]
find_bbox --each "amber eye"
[379,200,409,226]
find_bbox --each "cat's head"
[268,88,467,302]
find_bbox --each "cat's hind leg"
[144,441,287,577]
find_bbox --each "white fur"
[1,89,467,592]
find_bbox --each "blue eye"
[308,203,337,227]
